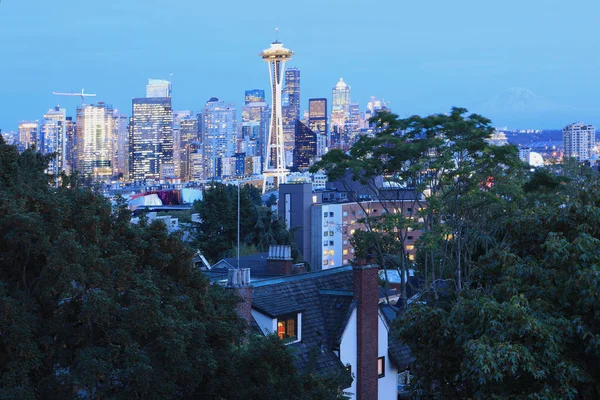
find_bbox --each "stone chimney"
[353,263,379,400]
[266,245,294,275]
[227,268,253,326]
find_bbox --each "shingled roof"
[380,303,415,368]
[251,267,354,383]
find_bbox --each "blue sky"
[1,0,598,130]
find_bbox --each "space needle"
[260,30,294,193]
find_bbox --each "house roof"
[380,304,415,368]
[251,266,354,384]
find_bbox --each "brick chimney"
[353,263,379,400]
[266,245,294,275]
[227,268,253,326]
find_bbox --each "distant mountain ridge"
[473,87,595,129]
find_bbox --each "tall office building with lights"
[40,106,67,175]
[18,121,39,151]
[309,98,328,157]
[113,112,129,179]
[146,79,172,98]
[563,122,596,162]
[130,97,174,181]
[202,97,238,179]
[242,91,269,160]
[261,39,294,192]
[293,119,317,169]
[75,102,115,181]
[331,78,351,149]
[282,67,300,158]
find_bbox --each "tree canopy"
[193,183,295,263]
[312,107,600,398]
[0,137,342,399]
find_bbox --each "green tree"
[194,183,295,263]
[397,164,600,399]
[0,137,342,399]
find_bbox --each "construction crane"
[52,88,97,107]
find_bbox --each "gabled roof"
[251,267,354,382]
[380,304,415,368]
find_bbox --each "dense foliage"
[193,183,295,263]
[314,108,600,398]
[0,138,342,399]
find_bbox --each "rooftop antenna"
[275,27,279,43]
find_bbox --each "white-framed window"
[378,357,385,378]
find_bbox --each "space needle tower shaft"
[260,31,294,193]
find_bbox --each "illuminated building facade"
[179,116,199,181]
[130,97,174,182]
[261,40,294,192]
[242,98,269,160]
[113,112,129,179]
[282,67,300,157]
[563,122,596,162]
[202,97,238,179]
[331,78,351,149]
[146,79,172,98]
[40,106,67,175]
[18,121,39,151]
[293,120,317,169]
[308,98,328,157]
[245,89,265,104]
[75,102,115,181]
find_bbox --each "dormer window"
[277,313,298,340]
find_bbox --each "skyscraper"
[563,122,596,162]
[40,106,67,175]
[282,67,300,160]
[331,78,351,149]
[18,121,39,151]
[179,116,199,181]
[202,97,238,179]
[130,97,174,182]
[293,120,317,169]
[75,102,115,181]
[261,40,294,192]
[245,89,266,104]
[308,98,328,157]
[65,117,76,173]
[242,96,269,160]
[113,111,129,180]
[146,79,172,98]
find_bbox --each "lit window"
[351,219,356,224]
[312,195,317,203]
[329,250,335,256]
[406,245,415,251]
[343,259,349,265]
[350,229,355,235]
[277,314,298,340]
[343,240,348,245]
[343,211,348,217]
[323,250,329,256]
[351,248,355,253]
[329,230,334,236]
[329,260,335,266]
[408,254,415,261]
[378,357,385,378]
[343,249,348,255]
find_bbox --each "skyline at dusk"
[1,0,600,129]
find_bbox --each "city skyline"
[1,0,599,130]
